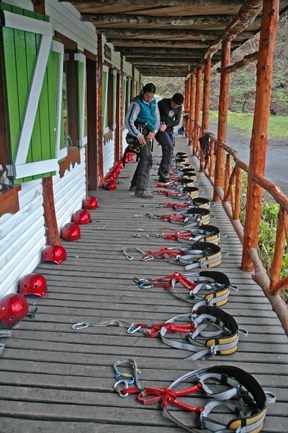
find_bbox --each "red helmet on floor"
[104,179,116,190]
[72,209,91,225]
[105,172,115,181]
[19,273,47,297]
[83,196,98,210]
[42,245,67,264]
[61,222,81,241]
[0,293,29,328]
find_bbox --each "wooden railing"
[196,134,288,335]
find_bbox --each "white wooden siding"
[53,148,87,230]
[122,128,128,156]
[0,180,45,297]
[103,138,115,176]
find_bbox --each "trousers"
[155,130,173,174]
[131,141,153,190]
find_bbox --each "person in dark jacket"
[125,83,160,199]
[156,93,184,182]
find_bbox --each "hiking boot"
[158,168,170,182]
[135,189,153,199]
[129,185,137,191]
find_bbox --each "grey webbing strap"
[72,319,131,330]
[122,247,147,260]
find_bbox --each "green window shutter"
[102,65,109,135]
[75,52,87,147]
[1,7,63,182]
[111,70,117,130]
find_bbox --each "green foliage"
[143,76,185,99]
[239,172,288,301]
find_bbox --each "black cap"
[172,93,184,105]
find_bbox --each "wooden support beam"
[213,39,231,201]
[217,51,258,73]
[202,57,211,132]
[97,33,104,186]
[99,28,254,40]
[63,0,247,6]
[193,67,202,156]
[31,0,45,14]
[189,74,195,146]
[108,38,240,49]
[118,48,221,58]
[242,0,279,271]
[42,177,62,246]
[81,13,236,27]
[86,57,98,190]
[119,57,124,157]
[125,57,207,65]
[204,0,263,59]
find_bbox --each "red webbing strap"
[143,248,184,261]
[134,321,195,337]
[123,384,203,414]
[149,271,197,292]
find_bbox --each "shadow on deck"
[0,137,287,433]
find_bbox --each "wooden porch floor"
[1,137,287,433]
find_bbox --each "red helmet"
[113,167,120,178]
[61,222,81,241]
[19,273,47,297]
[83,196,98,210]
[104,179,116,190]
[0,293,29,328]
[42,245,67,264]
[72,209,91,225]
[105,172,115,181]
[114,160,123,169]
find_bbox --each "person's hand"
[149,132,156,140]
[159,124,167,132]
[137,134,146,145]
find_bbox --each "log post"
[97,32,104,186]
[119,56,123,157]
[269,208,286,293]
[200,56,211,170]
[192,67,202,156]
[188,74,195,146]
[186,77,191,139]
[131,65,135,100]
[213,39,231,201]
[242,0,279,271]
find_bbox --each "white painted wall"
[0,180,45,297]
[103,138,115,176]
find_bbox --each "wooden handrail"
[253,173,288,213]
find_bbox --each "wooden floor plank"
[1,138,287,433]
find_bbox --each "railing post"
[200,56,211,171]
[213,39,231,201]
[242,0,279,271]
[97,32,104,186]
[131,64,135,100]
[189,74,195,147]
[192,67,202,156]
[185,77,191,138]
[119,56,123,157]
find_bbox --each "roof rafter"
[66,0,245,6]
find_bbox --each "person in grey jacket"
[125,83,160,198]
[156,93,184,181]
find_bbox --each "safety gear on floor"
[61,223,81,241]
[72,209,91,225]
[0,293,29,328]
[83,196,98,209]
[42,245,67,264]
[19,273,47,297]
[104,179,117,190]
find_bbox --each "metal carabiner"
[114,380,129,397]
[72,322,89,330]
[139,283,154,289]
[116,373,135,385]
[127,323,142,334]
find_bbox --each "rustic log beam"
[217,51,258,73]
[81,13,236,27]
[65,0,247,7]
[108,38,240,49]
[220,141,249,172]
[204,0,263,59]
[252,173,288,213]
[98,28,254,40]
[215,186,244,243]
[97,33,104,186]
[242,0,279,271]
[32,0,45,14]
[124,57,208,65]
[269,207,286,291]
[234,166,242,220]
[118,48,221,58]
[202,57,211,132]
[188,74,195,146]
[213,39,230,201]
[193,67,202,156]
[248,247,288,337]
[42,177,62,246]
[185,77,191,138]
[120,57,123,157]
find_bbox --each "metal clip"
[139,283,154,289]
[114,380,129,397]
[116,373,135,384]
[127,323,142,334]
[72,322,89,330]
[143,255,154,261]
[0,343,5,356]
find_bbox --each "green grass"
[208,110,288,138]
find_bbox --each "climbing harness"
[133,270,236,308]
[113,363,275,433]
[169,207,212,226]
[152,186,200,199]
[141,197,210,209]
[160,225,221,244]
[142,242,222,270]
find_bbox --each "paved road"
[208,123,288,196]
